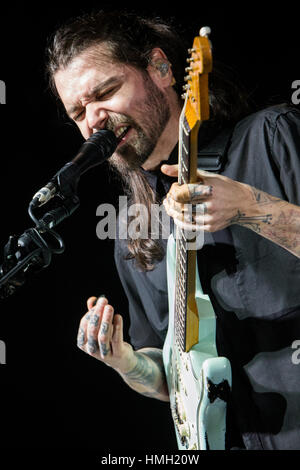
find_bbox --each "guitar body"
[163,234,232,450]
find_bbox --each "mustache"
[105,113,137,132]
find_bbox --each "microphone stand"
[0,128,122,300]
[0,162,81,300]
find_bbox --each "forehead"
[54,46,127,107]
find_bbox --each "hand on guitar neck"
[161,163,254,232]
[77,295,169,401]
[162,163,300,259]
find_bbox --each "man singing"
[46,10,300,450]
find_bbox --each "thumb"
[161,163,178,177]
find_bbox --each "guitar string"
[175,115,190,352]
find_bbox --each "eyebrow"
[66,76,121,117]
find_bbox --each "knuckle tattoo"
[99,334,107,343]
[85,312,92,321]
[100,322,109,335]
[87,337,99,353]
[77,328,85,348]
[100,342,110,357]
[90,313,100,326]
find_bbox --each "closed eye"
[95,84,120,100]
[73,109,85,122]
[72,85,121,122]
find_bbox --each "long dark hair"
[46,10,253,271]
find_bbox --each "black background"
[0,0,299,459]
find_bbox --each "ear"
[146,48,174,89]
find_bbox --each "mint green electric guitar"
[162,27,232,451]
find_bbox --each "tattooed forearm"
[124,353,156,385]
[250,187,284,206]
[120,348,169,401]
[232,185,300,258]
[229,210,273,233]
[261,208,300,253]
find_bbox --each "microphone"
[31,129,118,207]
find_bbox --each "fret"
[182,119,189,136]
[180,174,187,185]
[182,141,188,156]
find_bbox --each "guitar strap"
[197,126,234,173]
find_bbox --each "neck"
[141,93,182,171]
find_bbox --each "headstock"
[182,27,212,129]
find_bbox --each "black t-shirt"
[114,104,300,450]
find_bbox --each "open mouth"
[115,125,131,144]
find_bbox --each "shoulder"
[234,103,300,136]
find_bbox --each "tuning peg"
[184,75,191,82]
[185,66,193,72]
[200,26,211,37]
[188,48,195,53]
[186,57,194,63]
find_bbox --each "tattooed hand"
[77,296,136,374]
[77,296,169,401]
[161,164,300,259]
[161,164,254,232]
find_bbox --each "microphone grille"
[84,129,117,156]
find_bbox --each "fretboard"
[174,103,193,352]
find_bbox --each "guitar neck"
[174,100,200,353]
[173,31,211,353]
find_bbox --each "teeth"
[116,126,129,138]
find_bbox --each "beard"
[106,72,170,175]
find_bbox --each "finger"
[165,201,207,232]
[86,297,108,354]
[111,314,123,355]
[164,195,208,218]
[77,308,94,349]
[173,216,205,232]
[77,324,86,350]
[160,164,178,177]
[164,193,209,214]
[168,182,212,203]
[187,184,213,202]
[98,304,114,359]
[86,294,107,310]
[163,194,181,214]
[87,296,98,310]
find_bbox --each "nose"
[85,102,109,133]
